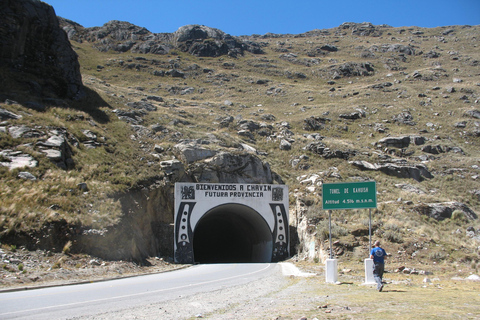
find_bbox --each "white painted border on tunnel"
[174,183,289,264]
[176,183,287,231]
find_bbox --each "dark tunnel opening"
[193,204,273,263]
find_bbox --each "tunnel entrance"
[193,204,273,263]
[174,183,289,264]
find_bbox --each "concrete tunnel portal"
[174,183,290,264]
[193,204,273,263]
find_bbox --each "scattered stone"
[329,62,374,79]
[160,159,185,179]
[321,44,338,52]
[113,109,145,124]
[77,183,89,191]
[239,143,257,154]
[18,171,37,181]
[0,108,22,120]
[368,44,416,55]
[0,150,38,170]
[303,116,330,131]
[126,101,157,112]
[339,111,363,120]
[237,130,255,140]
[464,110,480,119]
[154,144,165,153]
[393,111,416,126]
[421,145,444,154]
[89,259,101,266]
[217,116,234,128]
[8,125,44,139]
[280,139,292,150]
[395,184,426,194]
[305,142,355,160]
[146,95,164,102]
[466,275,480,281]
[150,124,167,133]
[82,130,97,141]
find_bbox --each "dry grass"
[1,23,479,263]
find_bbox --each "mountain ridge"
[1,0,479,274]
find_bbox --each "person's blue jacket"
[370,247,387,264]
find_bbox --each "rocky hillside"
[1,0,479,271]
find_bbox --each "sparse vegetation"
[0,16,479,273]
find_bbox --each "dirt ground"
[0,247,184,290]
[2,247,480,319]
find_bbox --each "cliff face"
[0,0,84,99]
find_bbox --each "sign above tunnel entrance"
[174,183,289,264]
[322,181,377,210]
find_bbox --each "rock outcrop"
[414,202,478,221]
[61,20,263,58]
[0,0,84,99]
[350,160,433,182]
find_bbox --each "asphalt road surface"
[0,263,280,319]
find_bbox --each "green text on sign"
[322,181,377,210]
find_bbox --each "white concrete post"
[325,258,338,283]
[364,258,376,284]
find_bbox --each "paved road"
[0,263,279,319]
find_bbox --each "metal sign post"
[369,208,372,253]
[328,210,332,259]
[322,181,377,284]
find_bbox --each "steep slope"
[0,1,479,270]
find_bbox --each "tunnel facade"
[174,183,289,264]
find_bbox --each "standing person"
[370,240,387,292]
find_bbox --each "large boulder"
[304,141,356,160]
[329,62,375,79]
[173,140,217,164]
[303,116,330,131]
[350,160,433,182]
[338,22,384,37]
[0,0,84,99]
[376,136,411,149]
[414,202,478,221]
[376,135,426,149]
[190,151,282,184]
[174,25,263,57]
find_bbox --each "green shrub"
[384,230,403,243]
[429,251,447,261]
[315,220,349,241]
[451,210,466,222]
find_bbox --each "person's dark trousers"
[373,262,384,291]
